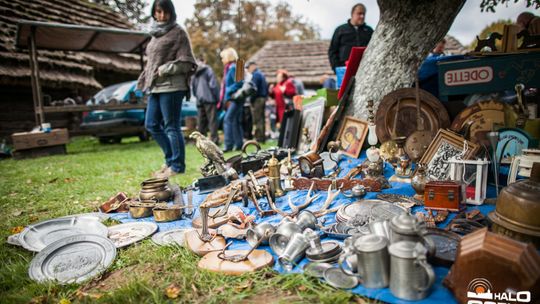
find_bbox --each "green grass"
[0,137,364,304]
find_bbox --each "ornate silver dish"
[107,222,158,248]
[28,234,116,284]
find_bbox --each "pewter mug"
[278,232,309,271]
[338,234,390,289]
[369,220,390,239]
[389,214,435,255]
[246,222,275,246]
[388,241,435,301]
[269,221,302,255]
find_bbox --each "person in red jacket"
[269,69,296,123]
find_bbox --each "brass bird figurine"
[189,131,226,176]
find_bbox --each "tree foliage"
[90,0,149,25]
[185,0,319,76]
[480,0,540,12]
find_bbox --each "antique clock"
[298,151,325,178]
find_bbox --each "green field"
[0,137,367,304]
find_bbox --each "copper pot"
[488,162,540,248]
[139,187,172,201]
[153,206,182,222]
[129,202,156,218]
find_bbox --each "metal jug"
[339,234,390,288]
[389,213,435,255]
[388,241,435,300]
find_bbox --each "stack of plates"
[18,216,109,252]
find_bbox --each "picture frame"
[336,116,368,158]
[296,98,325,154]
[420,128,480,180]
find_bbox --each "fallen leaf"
[11,226,24,234]
[215,286,225,293]
[12,210,23,217]
[29,295,47,304]
[26,179,32,184]
[9,192,17,196]
[165,283,181,299]
[191,283,198,294]
[64,178,75,183]
[234,281,252,292]
[298,285,307,291]
[58,298,71,304]
[29,216,39,223]
[48,178,58,184]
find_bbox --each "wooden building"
[0,0,141,139]
[247,40,334,89]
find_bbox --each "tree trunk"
[348,0,465,120]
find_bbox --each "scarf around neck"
[149,20,176,37]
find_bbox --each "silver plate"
[59,212,110,222]
[370,204,407,221]
[29,234,116,284]
[303,262,333,278]
[7,233,21,246]
[323,267,358,289]
[19,217,109,252]
[336,200,387,223]
[108,222,158,248]
[151,228,193,246]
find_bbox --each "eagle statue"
[189,131,226,176]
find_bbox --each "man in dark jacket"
[191,58,220,144]
[328,3,373,71]
[247,61,268,143]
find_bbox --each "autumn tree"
[185,0,319,76]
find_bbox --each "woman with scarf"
[137,0,197,177]
[219,48,244,152]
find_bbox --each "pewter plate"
[59,212,110,222]
[7,233,21,246]
[19,217,109,252]
[323,267,358,289]
[151,228,193,246]
[336,200,387,223]
[303,262,333,278]
[370,203,407,222]
[108,222,158,248]
[28,234,116,284]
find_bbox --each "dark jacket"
[251,68,268,98]
[328,20,373,71]
[191,64,220,104]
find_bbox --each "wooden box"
[11,128,69,151]
[424,181,465,212]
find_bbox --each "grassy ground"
[0,136,366,304]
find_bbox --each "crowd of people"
[137,0,374,178]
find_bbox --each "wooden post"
[28,26,44,126]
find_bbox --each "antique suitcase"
[424,181,465,212]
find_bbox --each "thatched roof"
[247,40,333,86]
[0,0,141,91]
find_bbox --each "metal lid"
[323,267,359,289]
[388,241,427,259]
[353,234,388,253]
[151,228,193,246]
[390,213,421,235]
[108,222,158,248]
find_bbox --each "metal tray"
[151,228,193,246]
[336,199,389,223]
[425,228,461,267]
[108,222,158,248]
[28,234,116,284]
[370,203,408,222]
[375,88,450,142]
[19,217,109,252]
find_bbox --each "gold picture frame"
[419,129,480,180]
[337,116,368,158]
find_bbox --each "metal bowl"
[129,203,155,218]
[153,206,182,222]
[139,188,172,202]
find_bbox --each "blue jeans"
[145,91,186,173]
[223,101,244,150]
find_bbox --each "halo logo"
[466,278,531,304]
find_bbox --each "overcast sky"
[163,0,534,46]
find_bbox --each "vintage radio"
[424,181,465,212]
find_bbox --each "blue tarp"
[109,154,496,304]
